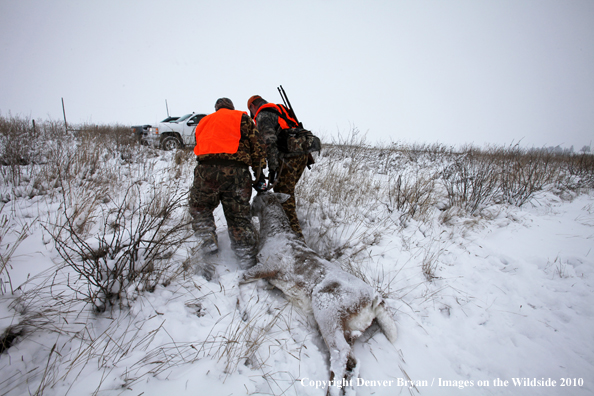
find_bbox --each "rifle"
[277,85,303,128]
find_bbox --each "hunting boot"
[185,244,218,281]
[233,242,258,270]
[184,229,219,281]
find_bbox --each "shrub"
[48,183,192,312]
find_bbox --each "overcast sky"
[1,0,593,148]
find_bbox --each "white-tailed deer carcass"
[243,192,398,395]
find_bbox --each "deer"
[241,192,398,395]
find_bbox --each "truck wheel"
[161,136,182,151]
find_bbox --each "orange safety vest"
[253,103,299,129]
[194,109,245,156]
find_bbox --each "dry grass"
[45,180,192,312]
[0,205,32,295]
[297,130,593,293]
[1,116,593,395]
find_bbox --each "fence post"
[61,97,68,133]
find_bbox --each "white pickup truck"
[147,113,208,150]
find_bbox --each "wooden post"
[61,97,68,132]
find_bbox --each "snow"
[1,144,593,396]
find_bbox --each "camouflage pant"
[274,154,308,238]
[188,162,257,267]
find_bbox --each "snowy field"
[1,122,593,396]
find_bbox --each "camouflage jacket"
[197,113,266,171]
[254,110,282,171]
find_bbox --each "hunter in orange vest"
[247,95,309,239]
[189,98,266,277]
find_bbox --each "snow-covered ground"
[1,142,592,396]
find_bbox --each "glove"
[254,172,267,192]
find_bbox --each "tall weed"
[48,182,192,312]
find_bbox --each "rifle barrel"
[278,85,300,124]
[278,87,288,108]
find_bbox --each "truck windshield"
[175,114,193,123]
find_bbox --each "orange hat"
[247,95,262,109]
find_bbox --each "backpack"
[277,127,322,158]
[260,104,322,158]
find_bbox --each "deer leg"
[314,310,350,396]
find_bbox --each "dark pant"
[274,154,309,238]
[189,162,257,266]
